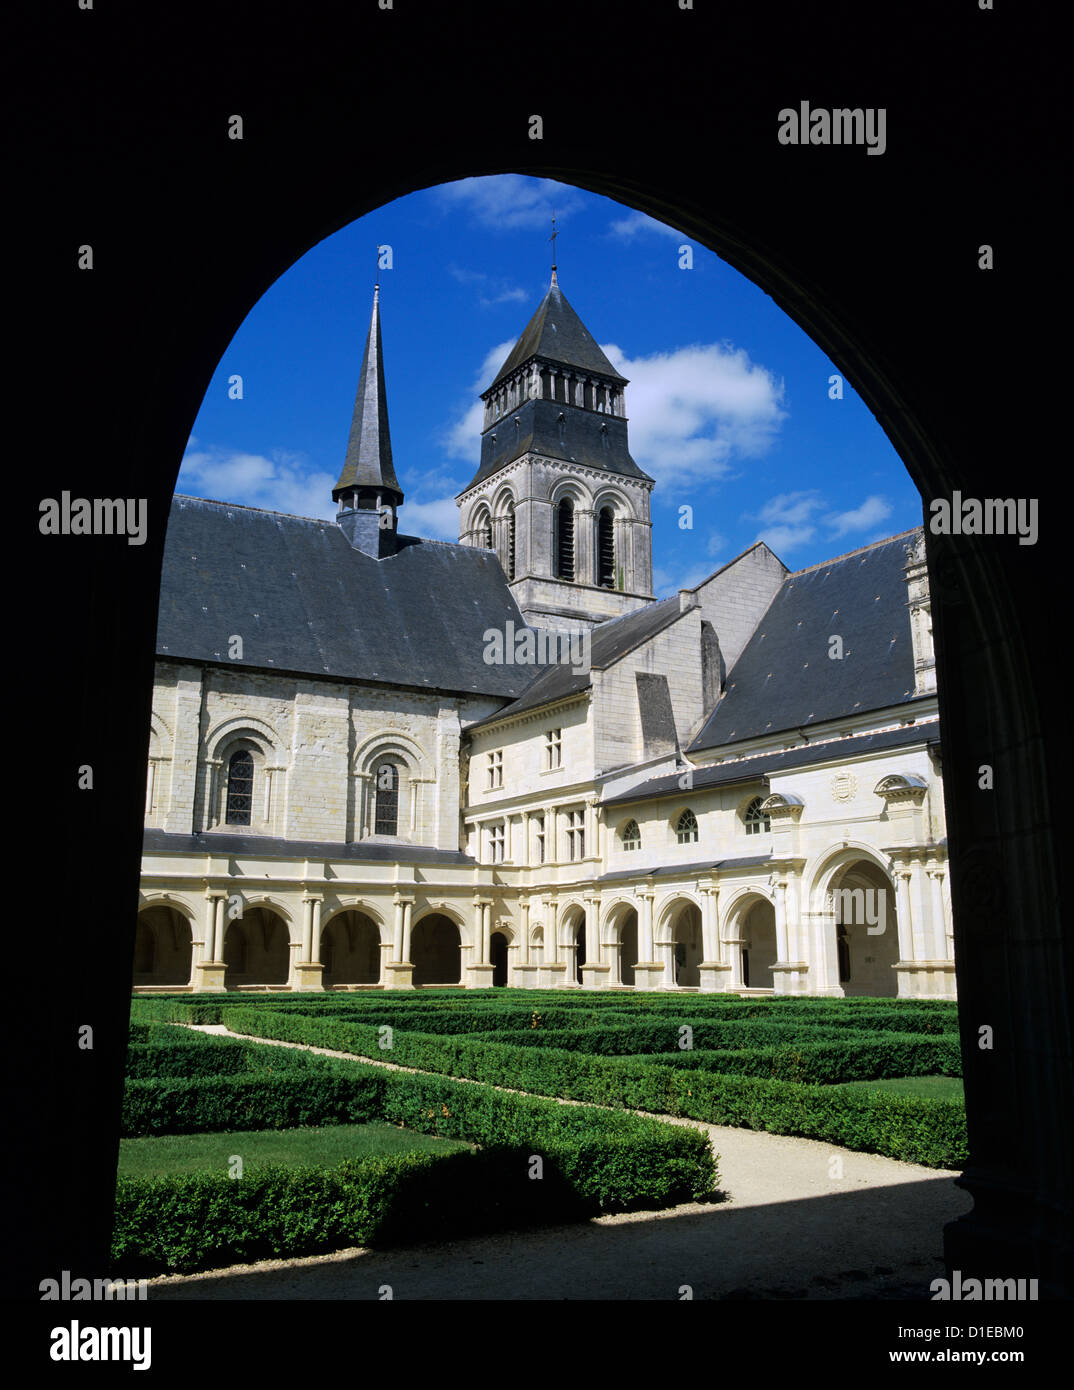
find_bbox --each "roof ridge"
[788,526,922,576]
[173,494,336,525]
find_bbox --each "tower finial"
[374,244,380,298]
[548,212,558,287]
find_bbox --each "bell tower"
[456,273,655,632]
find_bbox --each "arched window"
[621,819,641,851]
[676,809,699,844]
[744,796,771,836]
[225,749,254,825]
[555,498,575,580]
[374,763,399,836]
[597,506,615,588]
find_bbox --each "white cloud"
[607,210,682,241]
[601,341,787,493]
[823,494,893,536]
[403,495,460,541]
[447,264,529,307]
[177,445,337,521]
[652,562,715,599]
[434,175,584,231]
[442,339,516,462]
[750,491,898,557]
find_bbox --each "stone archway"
[411,913,461,987]
[829,859,899,998]
[223,906,289,988]
[132,905,193,987]
[321,910,381,987]
[490,930,508,987]
[740,898,778,990]
[616,908,639,986]
[669,902,703,988]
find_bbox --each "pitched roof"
[689,530,925,752]
[143,828,475,865]
[466,596,684,729]
[603,719,939,808]
[333,287,403,501]
[156,496,539,698]
[459,401,652,494]
[486,282,627,392]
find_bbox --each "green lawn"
[837,1075,964,1102]
[118,1122,473,1179]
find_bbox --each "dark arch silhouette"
[24,7,1067,1300]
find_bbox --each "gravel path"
[144,1024,970,1300]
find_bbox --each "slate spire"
[332,284,404,508]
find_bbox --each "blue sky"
[178,174,924,596]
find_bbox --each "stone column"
[520,899,530,964]
[894,868,914,959]
[928,868,947,958]
[699,885,728,992]
[632,891,662,990]
[301,898,314,963]
[909,860,930,960]
[401,899,413,962]
[383,895,415,990]
[576,509,596,586]
[545,805,556,863]
[213,895,226,962]
[520,810,530,866]
[294,894,325,991]
[392,897,405,962]
[468,899,495,989]
[613,517,631,591]
[194,892,227,992]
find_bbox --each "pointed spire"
[332,281,404,505]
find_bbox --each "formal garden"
[115,991,965,1276]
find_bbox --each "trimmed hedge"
[112,1148,600,1276]
[213,1006,966,1168]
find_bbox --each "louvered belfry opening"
[506,504,516,580]
[555,497,575,580]
[597,506,615,587]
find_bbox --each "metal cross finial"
[548,213,558,285]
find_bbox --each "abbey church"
[135,271,954,999]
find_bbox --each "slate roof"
[143,828,474,865]
[486,282,627,392]
[690,530,925,752]
[333,287,403,502]
[465,595,685,729]
[156,496,544,698]
[603,720,938,808]
[461,399,651,493]
[596,855,773,883]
